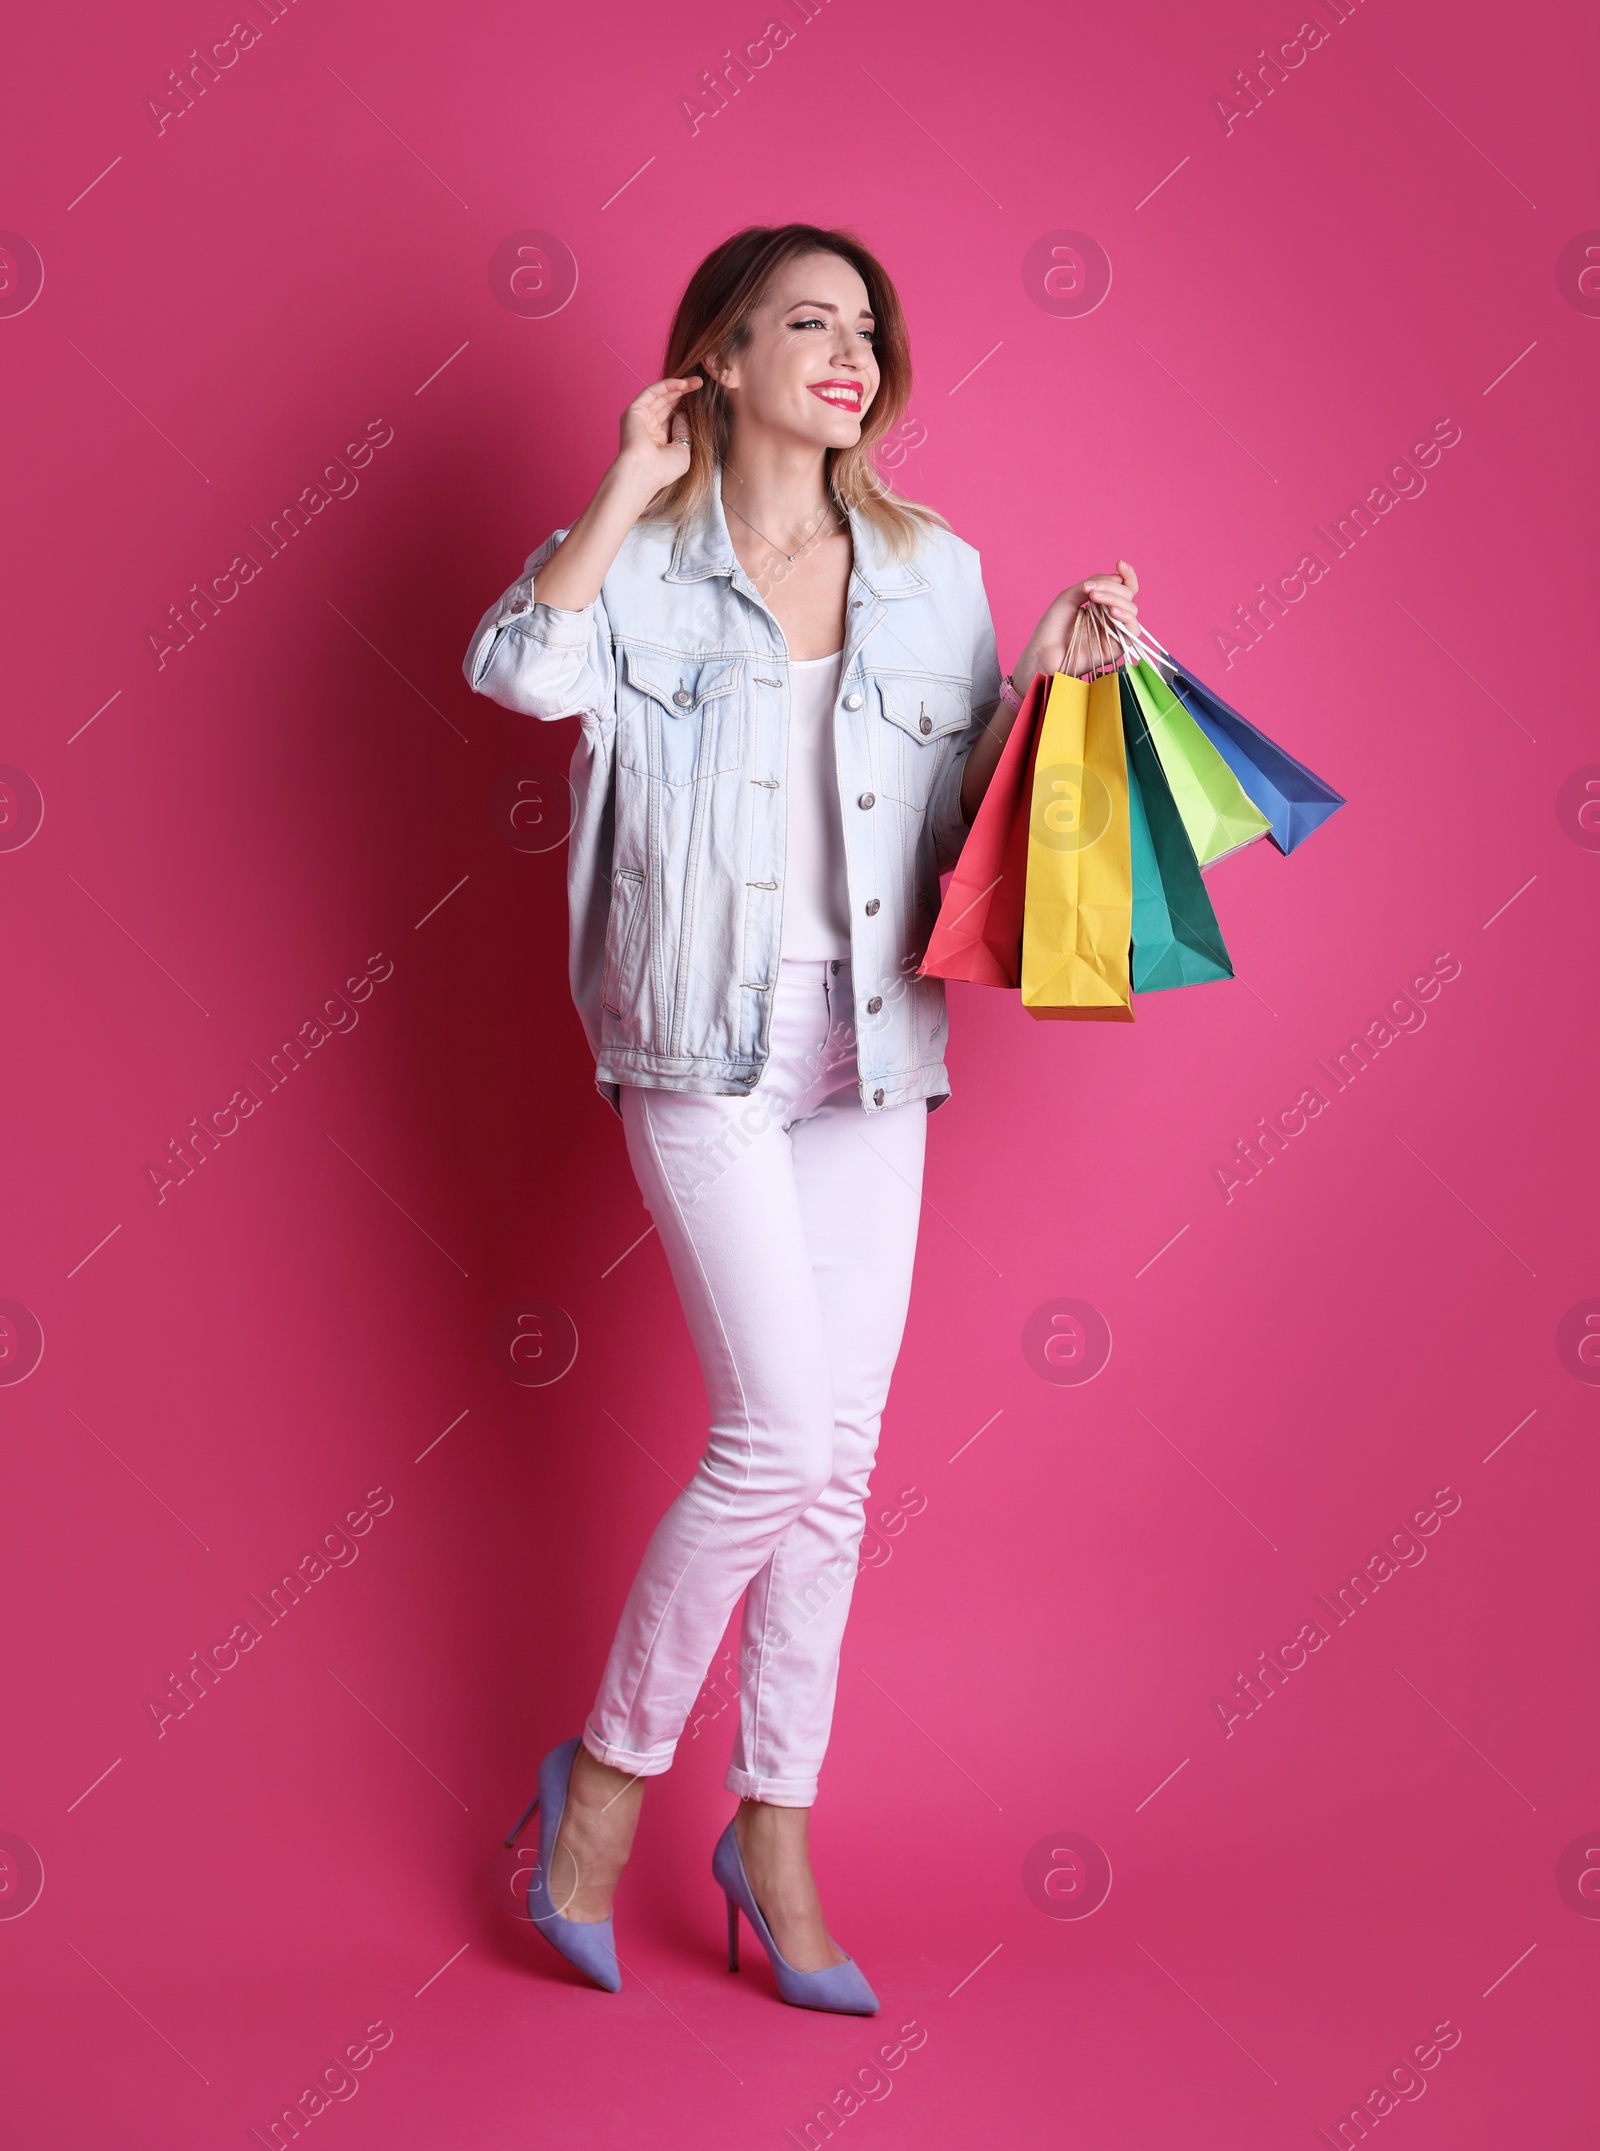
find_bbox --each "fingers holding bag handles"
[1010,562,1140,689]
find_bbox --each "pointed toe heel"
[712,1820,878,2016]
[505,1737,621,1994]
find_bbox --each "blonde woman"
[466,223,1138,2012]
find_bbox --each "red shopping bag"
[918,675,1047,985]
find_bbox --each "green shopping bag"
[1124,658,1269,867]
[1120,674,1234,992]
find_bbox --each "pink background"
[3,0,1597,2143]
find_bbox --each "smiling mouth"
[808,381,863,413]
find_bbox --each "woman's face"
[712,250,881,449]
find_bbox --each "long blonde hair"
[644,223,945,562]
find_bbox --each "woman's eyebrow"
[784,299,876,320]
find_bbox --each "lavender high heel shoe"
[503,1737,621,1993]
[713,1819,878,2015]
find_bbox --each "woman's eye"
[789,316,826,331]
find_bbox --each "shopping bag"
[1159,655,1345,854]
[1020,671,1135,1022]
[1124,659,1270,868]
[919,674,1049,986]
[1120,674,1234,992]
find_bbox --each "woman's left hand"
[1010,560,1140,686]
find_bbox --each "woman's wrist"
[599,454,665,515]
[536,459,661,612]
[1007,647,1036,694]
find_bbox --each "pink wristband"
[998,675,1024,712]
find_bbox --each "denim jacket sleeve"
[926,543,1004,874]
[461,528,617,725]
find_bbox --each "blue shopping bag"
[1160,654,1345,855]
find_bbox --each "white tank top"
[779,651,852,960]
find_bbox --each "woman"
[464,223,1138,2014]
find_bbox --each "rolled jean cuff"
[582,1727,675,1778]
[724,1765,817,1807]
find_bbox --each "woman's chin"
[772,396,864,449]
[811,416,865,452]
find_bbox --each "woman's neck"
[719,426,835,551]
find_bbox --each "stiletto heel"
[503,1792,540,1849]
[505,1737,621,1993]
[712,1820,878,2015]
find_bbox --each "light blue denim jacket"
[462,470,1001,1115]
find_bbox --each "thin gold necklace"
[724,496,841,564]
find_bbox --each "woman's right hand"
[615,376,702,496]
[531,376,704,613]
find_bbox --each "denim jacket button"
[857,791,875,809]
[865,898,880,916]
[509,597,529,614]
[866,995,883,1014]
[873,1088,885,1106]
[673,688,693,707]
[919,713,932,734]
[843,691,863,710]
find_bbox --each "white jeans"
[584,957,927,1805]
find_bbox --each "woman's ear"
[702,347,737,394]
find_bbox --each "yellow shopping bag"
[1020,671,1135,1022]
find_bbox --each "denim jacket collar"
[664,464,932,601]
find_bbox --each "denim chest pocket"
[873,674,972,807]
[618,647,744,787]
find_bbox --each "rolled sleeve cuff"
[509,597,598,648]
[486,530,593,639]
